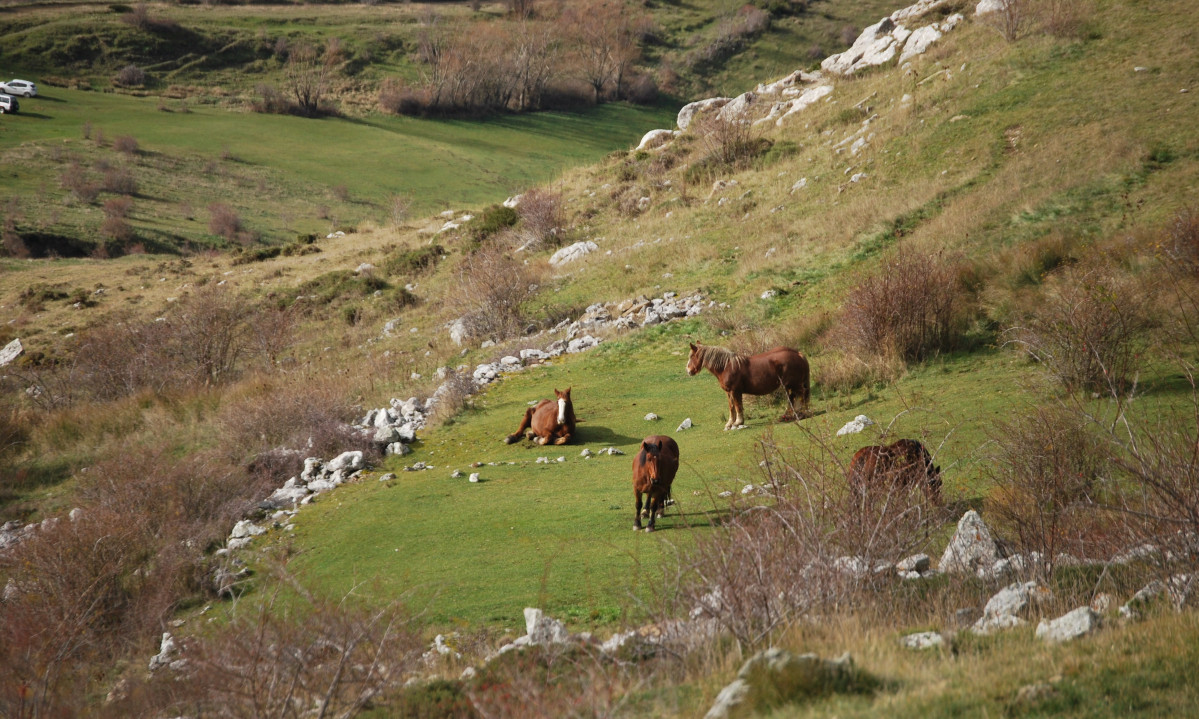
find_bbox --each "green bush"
[464,205,518,248]
[383,244,446,277]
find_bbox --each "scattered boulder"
[549,241,599,266]
[835,414,874,436]
[703,648,863,719]
[677,417,693,431]
[899,631,944,650]
[637,128,676,151]
[0,338,23,367]
[939,511,1003,575]
[1036,607,1101,643]
[972,581,1047,635]
[645,413,660,421]
[525,607,571,645]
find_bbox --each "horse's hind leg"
[732,392,745,428]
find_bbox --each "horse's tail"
[504,407,536,444]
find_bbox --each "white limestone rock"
[636,128,676,151]
[549,241,599,267]
[939,511,1002,575]
[677,97,732,131]
[0,338,23,367]
[835,414,874,435]
[900,631,944,650]
[1036,607,1101,643]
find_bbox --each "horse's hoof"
[503,436,518,444]
[645,526,655,533]
[633,525,641,531]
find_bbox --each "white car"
[0,80,37,97]
[0,94,18,114]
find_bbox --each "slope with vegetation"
[2,0,1199,716]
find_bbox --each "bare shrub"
[1009,264,1151,393]
[985,403,1119,572]
[245,304,298,368]
[451,241,541,343]
[100,166,138,195]
[207,202,243,242]
[100,216,134,244]
[672,430,940,648]
[387,193,414,227]
[168,284,252,386]
[137,588,421,719]
[515,187,563,250]
[688,113,769,180]
[114,64,146,87]
[623,72,658,104]
[0,512,146,716]
[217,374,375,480]
[71,287,251,399]
[379,77,427,115]
[467,645,642,719]
[112,134,139,156]
[251,82,291,114]
[103,196,133,219]
[985,0,1031,41]
[60,162,100,204]
[835,247,965,363]
[1040,0,1093,38]
[838,24,859,46]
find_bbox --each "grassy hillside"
[2,0,1199,716]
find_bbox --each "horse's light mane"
[698,344,746,373]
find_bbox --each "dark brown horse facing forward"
[504,387,577,445]
[632,435,679,532]
[686,342,810,430]
[848,439,943,505]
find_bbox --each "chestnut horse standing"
[848,439,943,504]
[504,387,577,445]
[632,435,679,532]
[686,342,810,430]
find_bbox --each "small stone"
[645,413,660,421]
[468,473,480,483]
[677,417,693,431]
[899,631,943,650]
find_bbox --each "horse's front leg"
[646,493,659,532]
[634,489,644,530]
[724,392,736,430]
[551,427,571,445]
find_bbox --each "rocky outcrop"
[549,241,599,266]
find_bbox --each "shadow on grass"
[576,424,640,447]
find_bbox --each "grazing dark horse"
[848,439,943,504]
[504,387,576,445]
[686,342,811,430]
[632,435,679,532]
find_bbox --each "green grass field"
[0,87,675,249]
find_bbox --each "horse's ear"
[689,342,697,351]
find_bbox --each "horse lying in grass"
[848,439,943,505]
[504,387,576,445]
[686,342,811,430]
[632,435,679,532]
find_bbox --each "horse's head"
[686,342,702,376]
[640,438,662,481]
[554,387,572,424]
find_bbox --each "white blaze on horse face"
[557,398,566,425]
